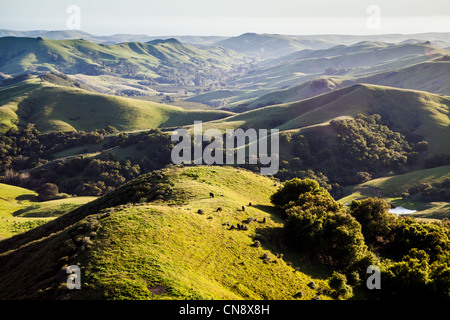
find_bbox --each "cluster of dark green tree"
[0,124,173,197]
[275,114,426,197]
[403,179,450,202]
[270,178,450,299]
[0,123,115,176]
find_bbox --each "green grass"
[76,166,332,299]
[339,165,450,220]
[341,165,450,199]
[0,166,333,300]
[13,197,97,218]
[0,37,243,77]
[206,84,450,153]
[0,76,234,133]
[239,61,450,112]
[0,182,96,239]
[344,61,450,95]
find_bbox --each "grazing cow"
[209,192,214,198]
[216,207,223,212]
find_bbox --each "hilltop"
[217,33,333,59]
[0,165,332,300]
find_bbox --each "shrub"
[37,182,59,201]
[270,178,330,216]
[329,272,353,299]
[349,198,396,248]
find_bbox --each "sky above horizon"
[1,0,449,36]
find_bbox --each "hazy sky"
[1,0,449,36]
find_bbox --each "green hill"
[217,33,332,59]
[210,84,450,153]
[341,165,450,199]
[271,42,448,72]
[0,37,245,85]
[0,75,234,133]
[239,60,450,111]
[339,165,450,220]
[228,42,449,100]
[241,78,341,111]
[0,165,331,300]
[342,60,450,95]
[0,182,95,239]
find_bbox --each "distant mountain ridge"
[0,36,246,86]
[1,29,448,52]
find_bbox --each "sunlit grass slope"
[0,76,233,133]
[0,166,332,300]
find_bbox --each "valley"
[0,29,449,301]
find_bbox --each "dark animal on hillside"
[209,192,214,198]
[248,202,252,206]
[216,207,223,212]
[242,205,245,211]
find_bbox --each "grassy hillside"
[271,42,448,73]
[339,165,450,220]
[239,60,450,111]
[226,42,449,102]
[241,78,341,111]
[217,33,333,59]
[0,37,245,85]
[209,84,450,153]
[0,165,332,300]
[341,165,450,199]
[0,75,234,133]
[343,60,450,95]
[0,182,95,239]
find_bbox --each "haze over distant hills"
[1,29,449,54]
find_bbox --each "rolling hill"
[240,60,450,110]
[205,84,450,153]
[188,41,450,108]
[0,165,332,300]
[0,29,228,46]
[0,75,234,133]
[339,165,450,220]
[217,33,334,59]
[0,182,95,239]
[0,36,246,85]
[2,29,449,49]
[239,41,448,87]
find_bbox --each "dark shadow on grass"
[16,194,39,203]
[253,224,330,280]
[252,204,279,215]
[250,204,331,280]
